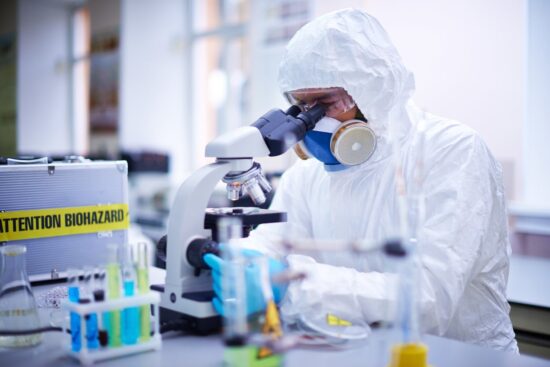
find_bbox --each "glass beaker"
[0,245,43,347]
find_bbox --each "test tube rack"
[61,291,162,365]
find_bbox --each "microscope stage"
[204,207,287,227]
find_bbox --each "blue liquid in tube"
[122,280,139,345]
[68,286,81,352]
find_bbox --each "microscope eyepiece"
[251,104,326,157]
[297,104,326,130]
[285,104,302,118]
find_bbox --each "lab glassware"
[92,266,109,347]
[81,266,99,349]
[220,218,284,366]
[121,243,139,345]
[246,254,284,365]
[0,245,43,347]
[106,243,122,347]
[67,268,82,351]
[219,217,248,346]
[136,242,150,342]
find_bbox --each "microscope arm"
[163,125,271,316]
[206,126,271,158]
[163,159,253,312]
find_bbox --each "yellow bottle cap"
[389,343,430,367]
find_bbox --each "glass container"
[0,245,42,347]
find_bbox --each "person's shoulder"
[421,111,488,158]
[418,111,504,197]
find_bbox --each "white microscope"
[152,104,326,333]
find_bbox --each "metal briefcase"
[0,160,129,281]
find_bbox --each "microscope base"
[151,284,221,335]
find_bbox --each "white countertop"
[2,324,548,367]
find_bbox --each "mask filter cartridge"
[295,117,377,168]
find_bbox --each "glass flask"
[0,245,43,347]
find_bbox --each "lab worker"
[205,8,518,353]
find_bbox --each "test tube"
[121,243,139,345]
[106,243,122,347]
[93,266,108,347]
[136,242,151,342]
[67,268,81,352]
[80,266,99,349]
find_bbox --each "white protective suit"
[247,9,518,352]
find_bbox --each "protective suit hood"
[278,8,415,148]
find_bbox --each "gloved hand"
[203,249,287,316]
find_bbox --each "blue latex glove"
[203,249,287,316]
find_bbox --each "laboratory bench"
[2,266,550,367]
[2,330,550,367]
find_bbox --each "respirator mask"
[285,87,377,170]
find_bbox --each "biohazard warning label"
[0,204,129,242]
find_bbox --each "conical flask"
[0,245,43,347]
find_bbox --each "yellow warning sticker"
[327,313,352,327]
[0,204,129,242]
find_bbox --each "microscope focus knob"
[187,238,220,271]
[157,235,167,262]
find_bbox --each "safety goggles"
[284,87,356,119]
